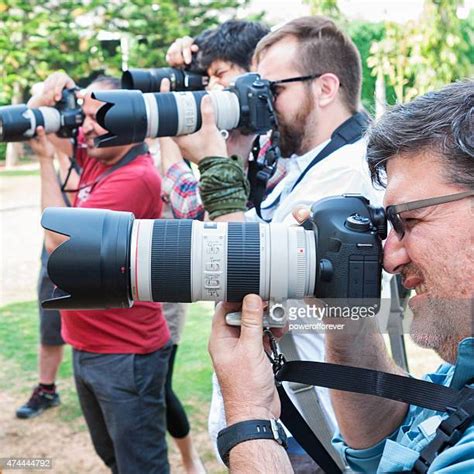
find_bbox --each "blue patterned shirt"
[333,338,474,472]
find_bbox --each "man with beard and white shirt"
[174,15,385,471]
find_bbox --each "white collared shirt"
[245,137,384,224]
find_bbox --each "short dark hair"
[89,75,121,90]
[254,16,362,113]
[197,20,270,72]
[187,29,214,74]
[366,80,474,189]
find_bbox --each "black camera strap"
[61,142,148,193]
[269,354,474,473]
[250,111,370,222]
[248,131,281,216]
[290,111,370,194]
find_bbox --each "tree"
[302,0,341,20]
[368,0,472,104]
[0,0,251,164]
[103,0,251,70]
[347,21,387,112]
[0,0,110,164]
[0,1,110,104]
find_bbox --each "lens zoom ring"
[295,229,306,299]
[151,220,192,302]
[227,223,260,302]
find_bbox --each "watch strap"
[217,419,288,467]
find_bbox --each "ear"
[250,55,258,72]
[314,73,341,108]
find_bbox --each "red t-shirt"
[60,140,170,354]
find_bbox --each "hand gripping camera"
[0,89,84,142]
[89,72,276,147]
[40,195,387,326]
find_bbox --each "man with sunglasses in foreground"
[174,15,386,472]
[23,73,172,473]
[208,80,474,472]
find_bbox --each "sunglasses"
[386,190,474,239]
[269,73,343,94]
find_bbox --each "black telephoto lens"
[0,105,39,142]
[122,68,208,93]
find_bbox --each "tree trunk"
[5,143,24,168]
[5,82,24,168]
[375,72,387,119]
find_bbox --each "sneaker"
[16,386,61,419]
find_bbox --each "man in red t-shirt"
[22,72,171,473]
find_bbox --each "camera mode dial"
[345,213,371,232]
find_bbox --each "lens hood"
[41,208,134,309]
[92,90,148,147]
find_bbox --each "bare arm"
[230,441,293,473]
[172,98,250,223]
[31,128,69,252]
[159,137,186,175]
[214,212,246,222]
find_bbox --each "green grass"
[0,169,39,177]
[0,300,214,424]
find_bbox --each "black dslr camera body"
[229,73,276,135]
[40,195,386,322]
[0,88,84,142]
[91,72,276,147]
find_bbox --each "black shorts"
[38,265,64,346]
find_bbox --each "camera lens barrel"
[0,104,61,142]
[122,68,182,93]
[41,208,316,309]
[130,219,316,303]
[41,196,384,311]
[93,89,240,147]
[0,105,34,141]
[122,68,208,93]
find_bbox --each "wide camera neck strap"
[272,357,474,474]
[61,142,148,193]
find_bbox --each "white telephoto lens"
[209,90,240,131]
[130,219,316,304]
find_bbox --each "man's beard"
[409,296,472,364]
[402,262,473,363]
[277,93,314,157]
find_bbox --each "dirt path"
[0,172,42,306]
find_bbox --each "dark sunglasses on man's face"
[269,73,342,95]
[386,190,474,239]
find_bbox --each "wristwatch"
[217,419,288,467]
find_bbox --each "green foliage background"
[0,0,472,127]
[0,0,251,106]
[306,0,473,108]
